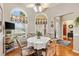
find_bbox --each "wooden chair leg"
[46,49,47,56]
[42,49,47,56]
[20,53,23,56]
[20,49,23,56]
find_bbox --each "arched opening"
[10,8,28,37]
[10,8,28,36]
[10,8,28,38]
[35,13,47,36]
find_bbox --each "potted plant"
[75,16,79,26]
[36,31,42,39]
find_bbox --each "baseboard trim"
[73,50,79,53]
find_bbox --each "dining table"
[27,36,51,56]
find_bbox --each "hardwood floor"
[5,48,21,56]
[5,43,79,56]
[55,44,79,56]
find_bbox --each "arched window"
[10,8,28,23]
[36,14,47,24]
[35,14,47,35]
[10,8,28,38]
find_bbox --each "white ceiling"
[25,3,59,12]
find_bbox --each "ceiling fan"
[26,3,49,13]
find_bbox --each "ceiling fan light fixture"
[33,6,38,12]
[27,3,49,13]
[39,6,42,12]
[42,4,49,8]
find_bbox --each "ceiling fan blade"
[41,4,49,8]
[26,4,35,8]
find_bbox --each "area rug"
[57,40,71,46]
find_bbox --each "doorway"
[63,22,67,40]
[63,20,73,48]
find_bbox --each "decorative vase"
[37,36,40,39]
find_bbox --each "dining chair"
[47,40,56,56]
[41,40,52,56]
[42,39,56,56]
[15,38,36,56]
[41,49,47,56]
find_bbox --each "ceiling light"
[26,3,49,13]
[39,6,42,12]
[33,6,38,12]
